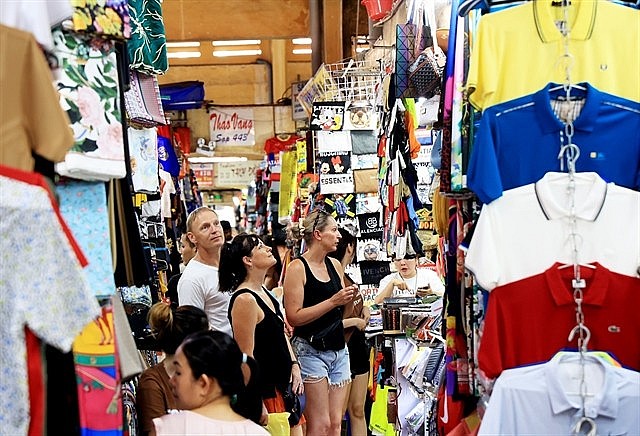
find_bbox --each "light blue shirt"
[479,354,640,435]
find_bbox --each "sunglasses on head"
[311,209,329,233]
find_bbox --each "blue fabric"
[467,83,640,204]
[57,181,116,297]
[157,135,180,177]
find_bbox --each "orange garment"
[403,111,420,160]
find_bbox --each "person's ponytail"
[232,354,263,424]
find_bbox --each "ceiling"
[162,0,368,64]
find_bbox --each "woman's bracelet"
[291,360,300,367]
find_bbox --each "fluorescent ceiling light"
[213,49,262,57]
[167,52,202,59]
[166,41,201,48]
[292,38,312,45]
[189,156,249,163]
[292,48,312,55]
[212,39,261,46]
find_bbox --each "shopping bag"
[265,412,290,435]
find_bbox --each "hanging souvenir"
[127,0,168,75]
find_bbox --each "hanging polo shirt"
[478,263,640,379]
[479,356,640,435]
[464,172,640,291]
[466,1,640,110]
[467,83,640,204]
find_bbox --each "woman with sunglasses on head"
[218,234,305,435]
[151,330,267,435]
[374,252,445,305]
[284,209,357,436]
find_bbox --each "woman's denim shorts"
[292,337,351,387]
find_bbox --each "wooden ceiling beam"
[163,0,310,41]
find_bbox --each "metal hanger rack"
[554,2,597,434]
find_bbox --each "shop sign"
[209,107,255,146]
[192,163,214,188]
[320,173,354,194]
[215,161,261,188]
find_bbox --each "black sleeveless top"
[228,288,291,398]
[294,257,345,347]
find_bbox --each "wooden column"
[323,0,343,64]
[271,39,288,102]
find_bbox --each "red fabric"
[173,126,192,155]
[26,328,44,436]
[0,165,87,266]
[436,381,466,435]
[157,125,171,139]
[264,135,301,155]
[479,263,640,379]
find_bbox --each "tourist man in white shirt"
[178,207,232,335]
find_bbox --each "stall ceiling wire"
[555,3,596,435]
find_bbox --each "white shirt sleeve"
[418,269,445,296]
[177,276,205,309]
[376,273,396,300]
[464,202,501,291]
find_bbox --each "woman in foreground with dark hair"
[151,330,268,435]
[219,234,304,435]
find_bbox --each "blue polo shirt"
[468,83,640,204]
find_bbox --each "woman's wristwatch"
[291,360,300,367]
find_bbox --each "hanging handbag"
[408,46,446,98]
[408,0,447,99]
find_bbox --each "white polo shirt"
[479,354,640,435]
[464,172,640,291]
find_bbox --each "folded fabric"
[71,0,131,40]
[124,70,166,127]
[354,168,379,193]
[351,130,378,155]
[52,28,126,181]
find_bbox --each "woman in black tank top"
[219,234,303,434]
[283,210,358,436]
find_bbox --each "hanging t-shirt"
[128,127,160,193]
[0,169,100,436]
[478,263,640,379]
[464,172,640,291]
[466,1,640,110]
[467,83,640,204]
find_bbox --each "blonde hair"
[186,206,217,233]
[290,209,333,245]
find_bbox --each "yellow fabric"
[369,385,396,436]
[265,412,290,436]
[0,25,74,171]
[278,150,298,220]
[466,1,640,110]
